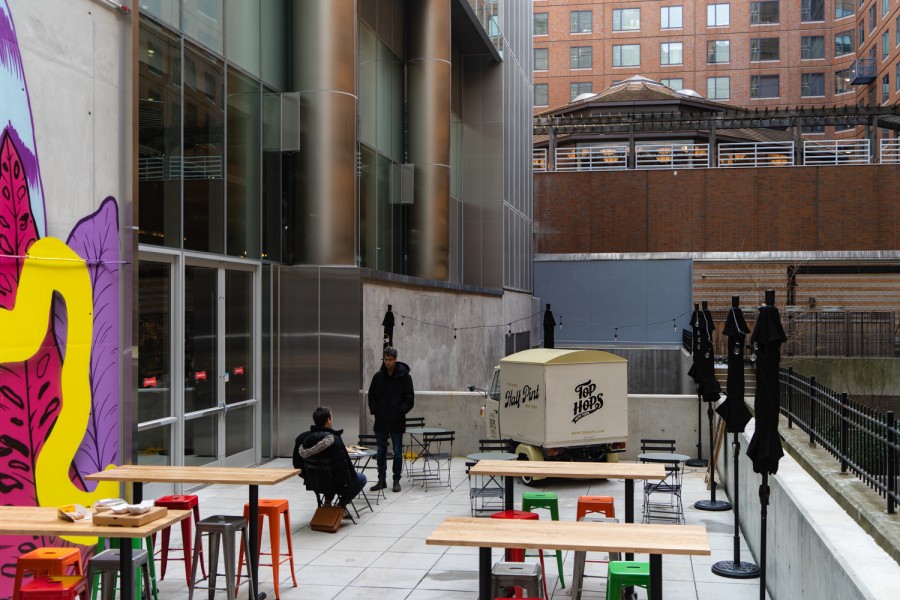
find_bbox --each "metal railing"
[555,146,628,171]
[533,148,547,172]
[634,143,710,169]
[880,139,900,164]
[781,367,898,514]
[718,141,795,167]
[803,139,870,165]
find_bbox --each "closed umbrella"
[746,290,786,599]
[694,302,729,512]
[382,305,395,349]
[712,296,759,578]
[543,304,556,349]
[685,304,707,467]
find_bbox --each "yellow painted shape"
[0,237,118,545]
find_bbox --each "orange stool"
[152,494,205,583]
[490,511,548,600]
[14,548,85,600]
[19,576,88,600]
[576,495,616,521]
[236,499,297,599]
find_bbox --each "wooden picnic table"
[427,516,710,600]
[86,465,299,600]
[0,506,190,600]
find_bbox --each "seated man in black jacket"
[293,406,366,508]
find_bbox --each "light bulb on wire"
[559,315,563,330]
[614,328,618,342]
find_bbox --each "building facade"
[533,0,900,136]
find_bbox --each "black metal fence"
[780,367,898,514]
[704,310,897,359]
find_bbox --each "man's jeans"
[375,432,404,483]
[340,472,367,505]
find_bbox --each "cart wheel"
[517,454,539,487]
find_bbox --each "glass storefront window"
[184,0,224,54]
[140,0,180,28]
[138,20,181,248]
[225,0,260,76]
[138,261,172,423]
[226,68,261,259]
[262,88,284,263]
[261,0,289,90]
[136,426,172,465]
[225,270,253,405]
[184,265,218,413]
[183,42,225,253]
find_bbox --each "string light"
[453,328,457,339]
[614,328,618,342]
[559,316,563,330]
[508,323,512,335]
[673,319,677,331]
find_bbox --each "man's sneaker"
[392,481,401,492]
[370,481,387,492]
[342,509,352,520]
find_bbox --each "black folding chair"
[467,439,515,516]
[639,439,684,524]
[300,457,359,523]
[410,431,455,491]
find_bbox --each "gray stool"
[572,514,621,600]
[189,515,254,600]
[490,561,544,599]
[89,548,153,600]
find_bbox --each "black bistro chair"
[639,439,684,524]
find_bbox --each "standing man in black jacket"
[367,346,415,492]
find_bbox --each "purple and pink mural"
[0,1,121,595]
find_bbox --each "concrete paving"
[147,457,771,600]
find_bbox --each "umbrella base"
[711,560,760,579]
[685,458,708,467]
[694,498,732,511]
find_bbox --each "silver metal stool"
[490,561,544,599]
[189,515,254,600]
[89,548,153,600]
[572,514,621,600]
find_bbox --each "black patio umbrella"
[746,290,787,600]
[694,302,729,512]
[542,304,556,348]
[382,305,395,349]
[685,303,707,467]
[712,296,759,578]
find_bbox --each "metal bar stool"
[14,548,84,600]
[572,496,620,600]
[490,510,549,600]
[236,499,297,599]
[490,562,544,600]
[606,561,650,600]
[153,494,206,584]
[88,549,153,600]
[521,491,565,589]
[19,576,89,600]
[190,515,254,600]
[91,539,157,600]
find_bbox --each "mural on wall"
[0,0,120,591]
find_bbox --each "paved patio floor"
[147,457,771,600]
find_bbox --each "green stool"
[521,491,565,588]
[605,561,650,600]
[92,537,158,600]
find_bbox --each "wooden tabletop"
[85,465,300,486]
[426,517,710,556]
[0,506,190,538]
[468,459,666,480]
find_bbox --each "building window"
[570,10,592,33]
[661,6,683,29]
[707,40,730,63]
[801,0,824,22]
[883,74,890,103]
[834,68,851,94]
[707,76,730,99]
[883,31,890,59]
[801,124,825,134]
[612,8,640,31]
[859,22,865,46]
[661,78,684,90]
[868,5,876,31]
[801,73,825,96]
[570,46,592,69]
[801,36,825,59]
[707,4,730,27]
[835,31,854,56]
[570,82,592,102]
[883,0,889,17]
[661,42,683,65]
[896,62,900,91]
[751,38,780,61]
[534,48,548,71]
[896,15,900,46]
[534,83,548,106]
[751,74,779,98]
[612,44,640,67]
[534,13,548,36]
[835,0,854,19]
[751,1,779,25]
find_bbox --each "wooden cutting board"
[93,506,167,527]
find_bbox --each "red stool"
[153,494,205,583]
[14,548,85,600]
[19,576,88,600]
[576,495,616,521]
[490,511,548,600]
[237,499,297,599]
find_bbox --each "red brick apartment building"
[534,0,900,122]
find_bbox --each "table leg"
[504,475,514,512]
[479,546,491,600]
[248,484,264,600]
[624,479,634,561]
[120,537,134,600]
[133,481,143,504]
[649,553,662,600]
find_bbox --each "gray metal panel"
[319,268,362,443]
[533,259,693,345]
[275,266,320,455]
